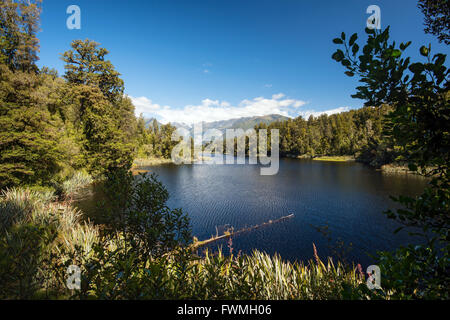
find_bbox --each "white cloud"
[129,94,347,125]
[272,93,285,100]
[131,96,165,116]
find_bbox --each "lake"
[79,158,429,267]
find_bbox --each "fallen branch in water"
[192,213,294,249]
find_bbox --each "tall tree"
[0,0,41,72]
[0,0,66,188]
[62,40,124,102]
[62,40,136,175]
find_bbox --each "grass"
[61,170,93,200]
[132,155,213,172]
[133,157,173,167]
[0,186,99,298]
[103,248,368,300]
[312,156,355,162]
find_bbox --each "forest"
[0,0,175,191]
[255,105,393,167]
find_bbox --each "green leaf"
[391,49,401,58]
[420,46,428,57]
[408,63,424,74]
[341,59,351,67]
[332,50,344,62]
[352,44,359,55]
[333,38,343,44]
[341,32,346,40]
[349,33,357,46]
[399,41,411,51]
[434,53,446,66]
[363,45,372,55]
[365,27,375,35]
[344,71,354,77]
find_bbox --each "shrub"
[61,170,93,200]
[0,186,98,298]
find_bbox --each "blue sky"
[37,0,448,124]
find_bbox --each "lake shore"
[133,157,173,167]
[312,156,355,162]
[379,163,435,176]
[284,154,355,162]
[132,156,212,173]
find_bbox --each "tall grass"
[0,186,99,298]
[0,188,55,231]
[61,170,93,200]
[138,249,367,300]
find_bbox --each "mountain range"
[146,114,290,133]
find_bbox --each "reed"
[135,248,366,300]
[312,156,355,162]
[61,170,93,199]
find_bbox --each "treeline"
[136,117,178,159]
[255,105,395,167]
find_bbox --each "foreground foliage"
[332,21,449,299]
[0,176,373,300]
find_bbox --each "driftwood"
[192,214,294,249]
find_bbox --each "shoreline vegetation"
[133,154,427,177]
[285,154,355,162]
[131,155,213,174]
[312,156,355,162]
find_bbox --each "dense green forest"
[0,0,176,190]
[255,105,393,166]
[0,0,135,188]
[0,0,448,300]
[136,117,178,159]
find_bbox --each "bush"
[0,186,99,298]
[60,170,93,200]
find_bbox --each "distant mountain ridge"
[145,114,290,133]
[200,114,289,132]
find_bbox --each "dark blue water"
[134,158,428,267]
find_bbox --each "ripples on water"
[79,159,429,266]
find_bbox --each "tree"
[418,0,450,44]
[63,84,134,175]
[0,1,67,188]
[332,24,449,298]
[71,169,191,299]
[62,39,124,103]
[61,40,137,175]
[0,0,41,72]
